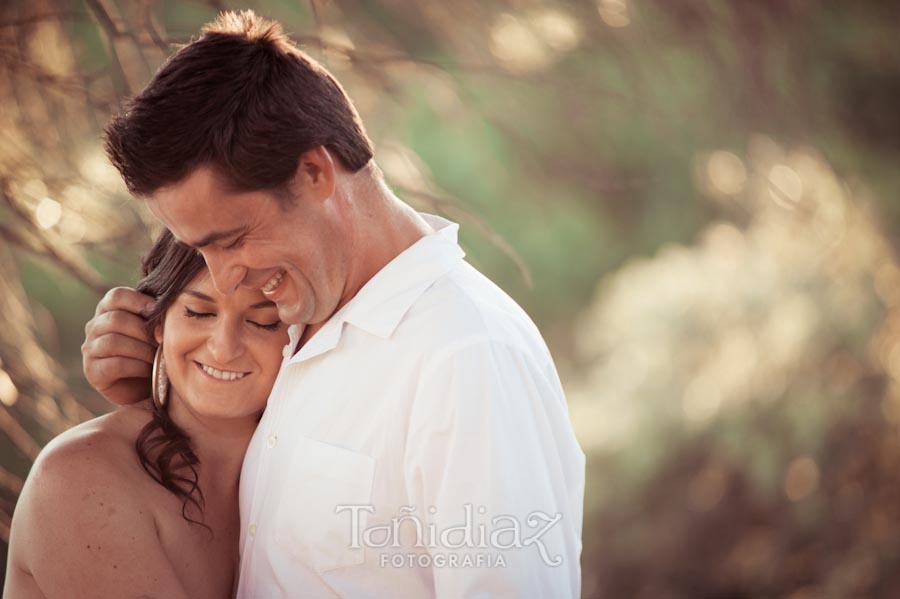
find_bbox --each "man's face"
[148,165,346,326]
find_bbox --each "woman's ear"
[153,322,163,345]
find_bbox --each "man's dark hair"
[105,10,374,198]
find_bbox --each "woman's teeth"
[200,364,246,381]
[262,270,284,294]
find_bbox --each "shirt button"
[249,523,257,536]
[267,435,278,448]
[282,345,291,358]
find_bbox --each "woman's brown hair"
[134,229,208,527]
[104,10,374,200]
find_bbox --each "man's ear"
[294,146,336,202]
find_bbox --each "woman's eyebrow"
[182,290,275,310]
[183,289,214,302]
[250,300,277,309]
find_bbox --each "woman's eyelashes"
[183,306,282,331]
[184,307,213,319]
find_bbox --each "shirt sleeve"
[403,338,586,599]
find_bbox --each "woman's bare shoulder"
[7,402,190,598]
[34,401,152,480]
[14,402,156,539]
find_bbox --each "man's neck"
[297,178,432,350]
[344,181,432,302]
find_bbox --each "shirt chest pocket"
[273,436,376,573]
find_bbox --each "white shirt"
[237,214,585,598]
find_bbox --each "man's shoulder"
[402,261,547,354]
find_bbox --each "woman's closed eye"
[185,307,214,319]
[186,306,281,331]
[248,320,282,331]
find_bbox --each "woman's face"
[157,269,289,421]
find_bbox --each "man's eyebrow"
[188,226,247,249]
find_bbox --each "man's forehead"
[148,204,244,249]
[146,170,249,243]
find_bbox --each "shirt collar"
[288,213,465,363]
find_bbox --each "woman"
[4,230,289,598]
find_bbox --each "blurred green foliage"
[2,0,900,595]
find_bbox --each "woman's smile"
[194,360,250,382]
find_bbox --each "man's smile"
[261,270,286,296]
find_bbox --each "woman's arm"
[5,430,190,599]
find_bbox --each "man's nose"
[204,253,246,295]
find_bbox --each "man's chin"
[276,302,307,326]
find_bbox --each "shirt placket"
[239,340,300,589]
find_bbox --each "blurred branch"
[82,0,132,97]
[82,0,120,38]
[0,406,41,463]
[0,48,95,94]
[1,182,109,296]
[0,507,9,544]
[307,0,324,54]
[0,223,43,255]
[0,11,88,29]
[0,246,96,434]
[0,464,25,496]
[202,0,228,11]
[139,1,171,54]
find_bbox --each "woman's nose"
[207,322,245,365]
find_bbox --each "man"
[82,10,585,598]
